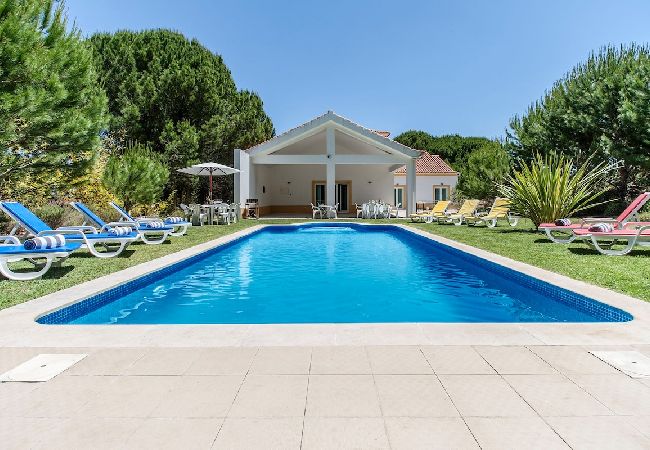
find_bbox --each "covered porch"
[234,111,419,217]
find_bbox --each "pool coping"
[1,222,650,347]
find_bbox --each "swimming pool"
[38,223,632,324]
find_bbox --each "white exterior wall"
[337,165,394,204]
[252,164,394,206]
[394,174,458,203]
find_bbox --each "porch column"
[406,158,416,215]
[326,127,336,205]
[233,149,249,205]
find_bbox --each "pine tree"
[89,29,274,203]
[508,45,650,204]
[102,145,169,212]
[0,0,107,194]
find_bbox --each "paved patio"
[2,344,650,449]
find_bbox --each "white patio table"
[318,204,337,219]
[201,203,229,225]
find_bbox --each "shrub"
[457,141,511,199]
[103,145,170,212]
[499,153,615,227]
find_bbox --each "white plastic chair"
[311,203,323,219]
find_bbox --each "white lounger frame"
[0,235,71,281]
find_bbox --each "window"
[315,183,325,205]
[434,186,449,202]
[394,186,404,208]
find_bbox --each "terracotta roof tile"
[394,151,458,175]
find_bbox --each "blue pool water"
[39,224,632,324]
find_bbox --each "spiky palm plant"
[499,153,615,227]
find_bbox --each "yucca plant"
[499,153,615,228]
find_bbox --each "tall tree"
[457,141,511,199]
[508,45,650,204]
[88,29,274,203]
[0,0,107,195]
[394,131,493,169]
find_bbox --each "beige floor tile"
[79,376,177,418]
[420,345,495,374]
[528,346,618,375]
[213,417,303,449]
[568,374,650,415]
[626,415,650,439]
[152,375,243,418]
[375,374,458,417]
[302,417,389,449]
[306,375,382,417]
[384,417,479,449]
[475,346,556,374]
[64,348,147,375]
[2,375,99,418]
[504,374,612,417]
[249,347,312,374]
[310,346,372,374]
[0,417,67,449]
[185,347,257,375]
[366,346,433,374]
[466,416,568,450]
[0,347,41,373]
[127,418,221,449]
[229,374,308,417]
[439,375,535,417]
[0,380,41,416]
[546,416,650,450]
[44,417,143,450]
[123,348,201,375]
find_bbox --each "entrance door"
[314,183,326,205]
[394,186,405,208]
[336,183,349,212]
[313,181,350,212]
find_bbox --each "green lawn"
[409,218,650,302]
[1,218,648,310]
[0,222,257,310]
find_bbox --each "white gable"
[247,111,420,160]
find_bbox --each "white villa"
[234,111,458,217]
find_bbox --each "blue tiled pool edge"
[36,223,633,324]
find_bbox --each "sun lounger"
[71,202,172,245]
[0,235,81,280]
[573,222,650,255]
[109,202,191,236]
[410,201,450,223]
[538,192,650,243]
[465,198,519,228]
[0,201,137,259]
[439,199,480,226]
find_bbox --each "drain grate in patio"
[0,354,87,382]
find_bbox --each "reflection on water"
[69,225,621,324]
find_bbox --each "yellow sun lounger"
[438,199,480,225]
[409,201,450,223]
[465,198,519,228]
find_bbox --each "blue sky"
[66,0,650,139]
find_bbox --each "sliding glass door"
[313,181,350,212]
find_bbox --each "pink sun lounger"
[572,222,650,256]
[538,192,650,243]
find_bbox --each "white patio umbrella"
[177,162,241,202]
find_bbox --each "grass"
[409,218,650,302]
[1,217,648,310]
[0,221,257,310]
